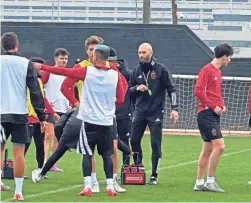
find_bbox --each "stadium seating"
[1,0,251,57]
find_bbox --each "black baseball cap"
[107,46,117,61]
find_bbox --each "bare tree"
[171,0,178,24]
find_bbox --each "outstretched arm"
[40,65,87,81]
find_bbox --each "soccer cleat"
[24,176,29,179]
[147,176,158,185]
[1,184,10,191]
[79,188,92,196]
[91,182,100,193]
[107,188,117,196]
[248,181,251,185]
[204,182,225,193]
[14,193,24,201]
[194,184,207,191]
[32,169,43,183]
[114,179,126,193]
[50,165,63,172]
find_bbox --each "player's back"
[0,54,29,115]
[77,66,118,126]
[76,60,110,97]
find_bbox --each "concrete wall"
[1,22,250,76]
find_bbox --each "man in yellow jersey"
[60,36,126,193]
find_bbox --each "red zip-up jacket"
[40,64,126,108]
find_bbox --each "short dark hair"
[30,56,46,64]
[54,48,69,57]
[214,43,234,58]
[1,32,19,51]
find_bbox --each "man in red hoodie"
[193,43,233,193]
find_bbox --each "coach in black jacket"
[129,43,179,185]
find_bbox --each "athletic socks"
[196,179,205,185]
[15,177,24,193]
[206,176,215,184]
[106,178,114,190]
[84,176,92,190]
[91,172,97,184]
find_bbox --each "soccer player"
[193,43,233,192]
[33,45,126,196]
[41,48,70,172]
[107,47,133,165]
[24,57,55,179]
[61,39,128,192]
[129,43,178,185]
[33,44,129,193]
[60,35,106,192]
[0,32,47,200]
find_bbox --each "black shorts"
[0,122,29,144]
[55,108,81,149]
[197,109,223,142]
[117,118,131,140]
[77,122,113,156]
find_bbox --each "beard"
[139,54,152,64]
[139,55,151,63]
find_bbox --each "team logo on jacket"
[151,71,156,80]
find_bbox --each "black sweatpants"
[25,123,44,169]
[41,108,80,176]
[117,118,131,165]
[130,110,163,178]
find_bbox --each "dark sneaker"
[147,176,158,185]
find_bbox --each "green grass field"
[1,135,251,202]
